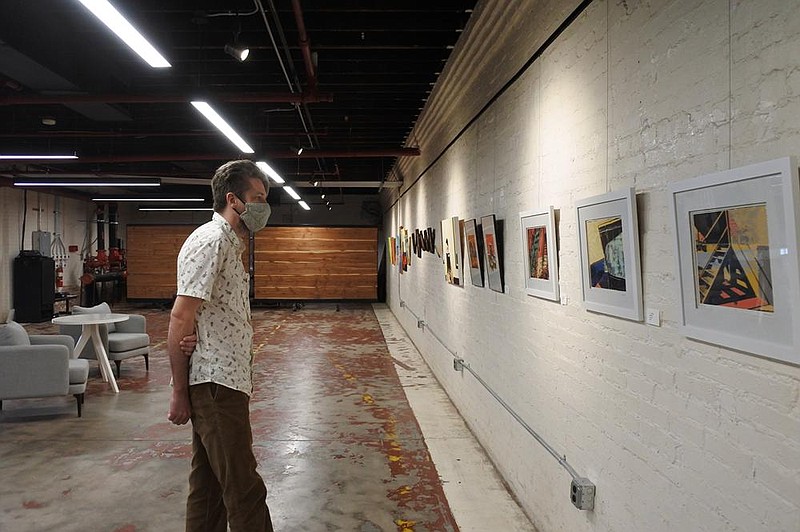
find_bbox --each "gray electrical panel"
[31,231,52,256]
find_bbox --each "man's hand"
[180,333,197,356]
[168,389,191,425]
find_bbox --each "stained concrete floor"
[0,303,535,532]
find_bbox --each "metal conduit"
[398,298,582,481]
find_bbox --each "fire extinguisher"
[55,264,64,291]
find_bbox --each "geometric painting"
[584,216,626,291]
[692,205,772,312]
[669,156,800,364]
[576,187,642,321]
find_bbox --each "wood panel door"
[127,225,378,301]
[126,225,197,299]
[253,226,378,300]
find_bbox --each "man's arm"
[167,295,203,425]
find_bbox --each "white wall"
[0,186,94,313]
[385,1,800,531]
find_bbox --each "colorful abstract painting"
[692,204,772,312]
[585,216,625,291]
[527,226,548,280]
[464,219,483,287]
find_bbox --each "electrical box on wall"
[31,231,52,256]
[570,477,595,511]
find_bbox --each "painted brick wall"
[385,1,800,531]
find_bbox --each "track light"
[224,43,249,62]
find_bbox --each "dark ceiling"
[0,0,476,205]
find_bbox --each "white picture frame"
[519,206,559,301]
[576,187,643,321]
[668,157,800,364]
[464,218,484,287]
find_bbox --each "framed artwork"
[519,207,559,301]
[576,188,643,321]
[441,217,460,285]
[669,157,800,364]
[464,219,484,287]
[387,237,397,265]
[481,214,503,292]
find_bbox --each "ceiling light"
[190,101,254,153]
[320,194,325,199]
[283,186,301,200]
[139,207,213,212]
[256,161,285,184]
[92,197,204,202]
[224,44,250,62]
[0,154,78,160]
[14,177,160,187]
[297,146,304,155]
[77,0,171,68]
[298,201,310,211]
[313,180,319,187]
[41,117,57,126]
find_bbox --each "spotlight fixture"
[224,43,249,62]
[313,181,319,187]
[297,146,304,155]
[321,194,326,199]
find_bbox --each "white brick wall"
[384,1,800,531]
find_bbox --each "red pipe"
[291,0,317,90]
[0,91,333,106]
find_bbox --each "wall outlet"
[645,308,661,327]
[570,477,595,511]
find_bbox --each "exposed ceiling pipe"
[0,92,332,105]
[0,130,329,139]
[3,148,421,164]
[291,0,317,91]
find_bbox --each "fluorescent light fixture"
[256,161,285,184]
[283,186,301,200]
[139,207,214,211]
[0,154,78,160]
[298,200,310,210]
[92,197,204,202]
[14,177,160,187]
[77,0,171,68]
[190,101,254,153]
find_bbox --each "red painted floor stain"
[22,500,44,509]
[114,525,137,532]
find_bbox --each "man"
[167,159,274,532]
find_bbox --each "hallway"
[0,303,534,532]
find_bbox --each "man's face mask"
[234,196,271,233]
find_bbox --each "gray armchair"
[0,321,89,417]
[59,303,150,378]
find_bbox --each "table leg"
[87,324,120,394]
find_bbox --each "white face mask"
[234,197,271,233]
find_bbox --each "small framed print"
[669,157,800,364]
[519,206,559,301]
[481,214,503,293]
[576,187,643,321]
[464,218,484,287]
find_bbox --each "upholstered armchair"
[0,320,90,417]
[59,302,150,377]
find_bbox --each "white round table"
[52,313,130,393]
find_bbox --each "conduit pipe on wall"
[398,298,592,491]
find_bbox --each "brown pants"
[186,383,273,532]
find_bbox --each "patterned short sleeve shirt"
[177,212,254,395]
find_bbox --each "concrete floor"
[0,303,535,532]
